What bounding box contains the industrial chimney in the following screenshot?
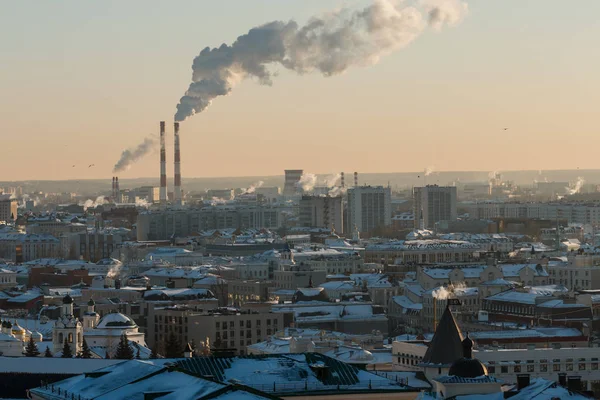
[173,122,182,205]
[111,177,116,200]
[340,172,345,188]
[159,121,167,205]
[354,172,358,187]
[115,177,120,203]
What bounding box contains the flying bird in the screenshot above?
[72,165,76,167]
[503,128,509,130]
[88,164,95,168]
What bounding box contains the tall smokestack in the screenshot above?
[112,177,116,200]
[173,122,182,205]
[340,172,345,188]
[159,121,167,205]
[354,172,358,187]
[115,177,120,203]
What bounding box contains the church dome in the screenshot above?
[63,294,73,304]
[449,358,488,378]
[11,323,25,334]
[96,313,136,329]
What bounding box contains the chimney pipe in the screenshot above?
[115,177,120,203]
[112,177,115,200]
[340,172,345,188]
[354,172,358,187]
[159,121,167,205]
[173,122,182,205]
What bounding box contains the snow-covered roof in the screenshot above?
[500,263,549,277]
[392,295,423,310]
[96,313,137,329]
[367,239,481,251]
[485,290,547,305]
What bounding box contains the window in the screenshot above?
[501,366,508,373]
[592,363,598,370]
[488,366,495,374]
[527,364,534,372]
[513,364,521,373]
[540,363,548,372]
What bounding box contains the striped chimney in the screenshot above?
[173,122,181,205]
[159,121,167,205]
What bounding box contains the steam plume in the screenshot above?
[296,173,318,192]
[566,177,585,195]
[243,180,265,194]
[424,166,435,176]
[174,0,468,121]
[113,137,157,173]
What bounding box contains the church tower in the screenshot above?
[53,294,83,356]
[82,298,100,330]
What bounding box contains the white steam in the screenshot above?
[243,180,265,194]
[424,166,435,176]
[174,0,468,121]
[296,173,318,192]
[323,173,341,188]
[113,137,157,173]
[83,196,108,210]
[567,177,585,195]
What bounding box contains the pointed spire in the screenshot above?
[422,306,464,366]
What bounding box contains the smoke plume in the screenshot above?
[323,173,342,188]
[424,166,435,176]
[567,177,585,195]
[83,196,108,210]
[174,0,468,121]
[113,137,157,173]
[243,180,265,194]
[296,173,318,192]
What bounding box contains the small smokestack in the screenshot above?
[340,172,345,188]
[115,177,120,203]
[173,122,182,205]
[354,172,358,187]
[159,121,167,205]
[112,177,116,200]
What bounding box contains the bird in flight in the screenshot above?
[72,165,76,167]
[88,164,95,168]
[503,128,509,130]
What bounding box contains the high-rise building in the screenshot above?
[299,195,343,232]
[0,194,17,222]
[346,186,391,234]
[283,169,303,196]
[413,185,457,229]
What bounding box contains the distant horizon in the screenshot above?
[0,167,597,183]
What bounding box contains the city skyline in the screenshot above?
[2,0,599,181]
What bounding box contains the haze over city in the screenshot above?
[1,0,599,181]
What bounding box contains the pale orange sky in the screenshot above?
[1,0,599,181]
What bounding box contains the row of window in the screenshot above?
[216,319,277,330]
[487,358,599,374]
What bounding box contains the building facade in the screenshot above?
[346,186,392,234]
[413,186,457,229]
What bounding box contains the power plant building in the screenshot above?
[283,169,303,195]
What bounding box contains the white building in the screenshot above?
[413,186,457,230]
[346,186,392,234]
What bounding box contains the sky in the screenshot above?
[1,0,599,181]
